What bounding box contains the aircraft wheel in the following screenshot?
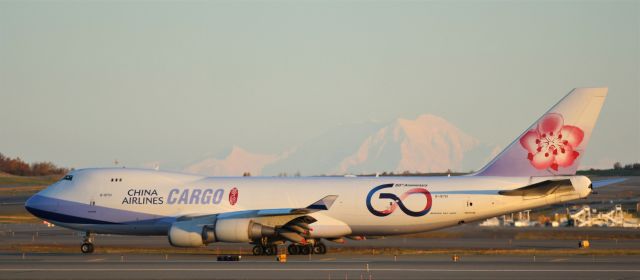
[300,245,311,255]
[314,243,327,255]
[264,245,274,256]
[252,245,264,256]
[80,243,94,254]
[287,244,299,255]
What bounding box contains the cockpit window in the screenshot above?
[63,175,73,181]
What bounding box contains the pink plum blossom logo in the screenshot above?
[519,113,584,171]
[229,187,238,206]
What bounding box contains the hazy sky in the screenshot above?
[1,1,638,171]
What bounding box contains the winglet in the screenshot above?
[306,195,338,210]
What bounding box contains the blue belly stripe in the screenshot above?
[25,206,119,224]
[25,195,174,225]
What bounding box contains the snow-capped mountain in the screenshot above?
[336,114,483,174]
[184,114,498,176]
[183,146,283,177]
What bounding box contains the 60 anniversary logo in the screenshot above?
[366,184,432,217]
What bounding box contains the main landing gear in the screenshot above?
[252,244,279,256]
[80,231,95,254]
[252,242,327,256]
[287,242,326,255]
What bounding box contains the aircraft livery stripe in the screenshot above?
[25,206,119,224]
[25,195,171,225]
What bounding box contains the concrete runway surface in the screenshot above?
[0,253,639,280]
[3,223,640,251]
[2,223,640,280]
[2,222,640,279]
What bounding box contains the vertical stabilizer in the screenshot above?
[475,88,607,177]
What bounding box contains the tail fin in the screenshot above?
[475,88,607,177]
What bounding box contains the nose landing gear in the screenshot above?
[80,243,94,254]
[80,232,95,254]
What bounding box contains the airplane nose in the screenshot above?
[24,195,38,216]
[24,191,63,223]
[24,193,52,220]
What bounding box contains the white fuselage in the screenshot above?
[26,168,592,239]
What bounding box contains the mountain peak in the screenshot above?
[338,114,481,174]
[184,114,496,176]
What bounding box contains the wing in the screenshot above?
[176,195,339,244]
[256,195,338,216]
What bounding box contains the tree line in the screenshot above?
[0,153,69,176]
[577,162,640,176]
[613,162,640,170]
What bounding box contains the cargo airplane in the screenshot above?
[25,88,623,255]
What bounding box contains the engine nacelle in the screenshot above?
[215,218,276,242]
[168,219,213,247]
[167,217,275,247]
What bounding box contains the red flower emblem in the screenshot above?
[519,113,584,171]
[229,187,238,206]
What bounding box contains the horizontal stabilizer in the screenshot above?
[499,179,574,196]
[591,178,627,189]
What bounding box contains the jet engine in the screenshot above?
[167,218,210,247]
[214,218,276,242]
[167,216,277,247]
